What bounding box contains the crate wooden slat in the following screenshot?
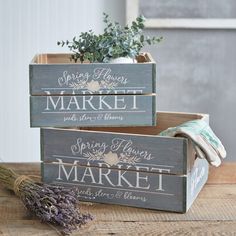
[29,53,156,95]
[30,94,156,127]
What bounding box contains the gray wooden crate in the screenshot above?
[41,112,209,213]
[29,53,156,127]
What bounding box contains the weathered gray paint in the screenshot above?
[140,0,236,18]
[30,94,156,127]
[42,157,208,213]
[186,158,209,211]
[41,128,190,175]
[29,63,156,95]
[143,29,236,161]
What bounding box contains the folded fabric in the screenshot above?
[159,119,226,167]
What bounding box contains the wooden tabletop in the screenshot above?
[0,163,236,235]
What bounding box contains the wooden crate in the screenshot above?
[29,53,156,127]
[41,111,209,213]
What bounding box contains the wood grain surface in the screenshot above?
[30,53,156,95]
[0,163,235,235]
[30,94,156,127]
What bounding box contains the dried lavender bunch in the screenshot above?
[0,165,94,235]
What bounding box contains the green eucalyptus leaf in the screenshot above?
[140,35,144,43]
[57,13,162,63]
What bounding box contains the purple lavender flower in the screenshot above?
[0,165,94,235]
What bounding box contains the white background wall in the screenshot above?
[0,0,125,162]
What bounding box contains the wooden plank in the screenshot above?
[1,220,236,235]
[198,184,236,199]
[0,220,58,236]
[32,53,154,64]
[29,53,156,95]
[208,163,236,184]
[30,94,156,127]
[41,127,188,175]
[0,185,236,221]
[70,221,236,235]
[186,158,209,211]
[0,163,40,175]
[42,162,186,213]
[64,221,236,235]
[1,180,234,200]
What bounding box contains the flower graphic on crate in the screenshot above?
[86,80,101,92]
[100,80,118,90]
[83,150,141,166]
[68,79,118,92]
[103,151,120,166]
[69,80,87,90]
[119,153,141,165]
[83,150,104,161]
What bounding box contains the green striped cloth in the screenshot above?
[159,120,226,167]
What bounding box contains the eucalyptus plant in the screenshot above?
[57,13,163,63]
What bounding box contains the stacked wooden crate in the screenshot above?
[30,53,156,127]
[29,53,208,213]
